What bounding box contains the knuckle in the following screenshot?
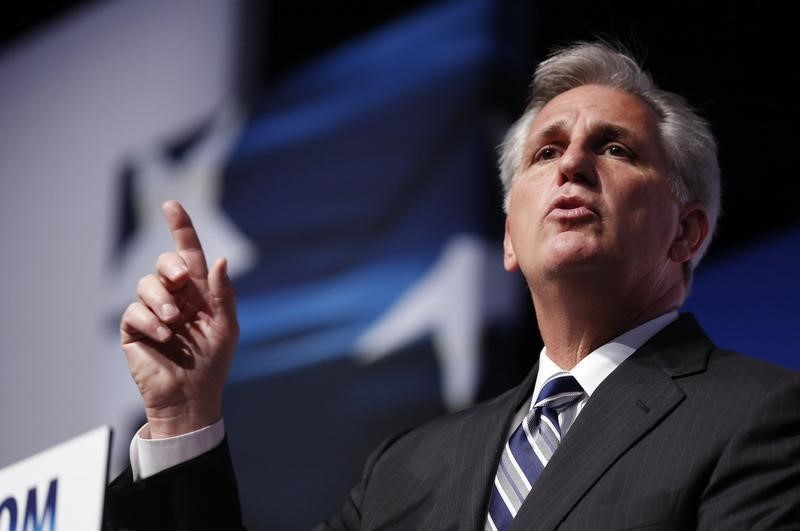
[133,304,150,322]
[137,275,151,292]
[156,252,172,266]
[121,302,147,337]
[138,274,159,293]
[121,302,139,323]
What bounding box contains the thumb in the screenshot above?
[208,257,238,323]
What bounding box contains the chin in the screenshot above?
[542,258,599,280]
[536,238,608,278]
[549,233,600,262]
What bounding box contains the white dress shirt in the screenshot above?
[131,311,678,480]
[510,310,678,438]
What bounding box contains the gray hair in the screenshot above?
[499,42,721,272]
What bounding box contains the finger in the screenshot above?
[137,274,181,323]
[120,302,172,344]
[208,257,238,326]
[162,200,208,277]
[156,251,189,290]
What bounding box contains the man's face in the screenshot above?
[504,84,683,287]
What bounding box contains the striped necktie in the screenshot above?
[485,374,585,531]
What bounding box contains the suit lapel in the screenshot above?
[511,314,713,530]
[451,360,541,530]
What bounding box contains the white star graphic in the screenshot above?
[353,235,519,411]
[108,102,257,314]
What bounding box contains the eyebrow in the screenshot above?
[591,122,638,146]
[531,120,642,149]
[531,120,570,146]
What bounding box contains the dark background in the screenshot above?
[5,0,798,260]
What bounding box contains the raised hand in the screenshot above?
[120,200,239,438]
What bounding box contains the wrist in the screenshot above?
[144,404,221,439]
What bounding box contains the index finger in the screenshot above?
[162,200,208,276]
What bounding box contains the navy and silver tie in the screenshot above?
[486,374,585,531]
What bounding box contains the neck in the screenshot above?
[531,275,684,370]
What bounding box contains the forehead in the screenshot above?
[529,84,662,141]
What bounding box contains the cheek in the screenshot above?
[613,190,677,248]
[508,190,542,239]
[506,186,551,257]
[510,175,550,215]
[606,180,660,223]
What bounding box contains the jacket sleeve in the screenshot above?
[313,430,411,531]
[698,375,800,529]
[104,437,245,531]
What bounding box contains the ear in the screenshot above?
[503,218,520,272]
[669,202,710,264]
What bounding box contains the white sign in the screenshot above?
[0,426,111,531]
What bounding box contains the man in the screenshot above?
[106,42,800,530]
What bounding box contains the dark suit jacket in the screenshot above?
[106,314,800,530]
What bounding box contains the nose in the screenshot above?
[557,143,598,188]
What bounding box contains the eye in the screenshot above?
[534,146,561,162]
[603,144,633,159]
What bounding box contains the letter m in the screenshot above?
[22,478,57,531]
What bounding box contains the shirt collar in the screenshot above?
[531,310,679,410]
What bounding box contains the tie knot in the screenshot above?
[534,374,584,411]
